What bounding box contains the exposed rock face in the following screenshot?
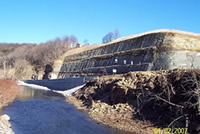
[59,29,200,78]
[42,64,53,80]
[67,69,200,134]
[0,114,14,134]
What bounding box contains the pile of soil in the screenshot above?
[66,69,200,134]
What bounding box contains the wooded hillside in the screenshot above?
[0,36,79,79]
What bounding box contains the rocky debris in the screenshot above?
[42,64,53,80]
[67,69,200,134]
[0,114,14,134]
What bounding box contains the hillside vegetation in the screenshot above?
[0,36,78,79]
[0,79,19,108]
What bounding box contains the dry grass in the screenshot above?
[0,79,19,108]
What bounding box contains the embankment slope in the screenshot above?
[58,29,200,77]
[67,69,200,134]
[0,79,19,134]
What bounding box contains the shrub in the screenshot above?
[0,79,19,108]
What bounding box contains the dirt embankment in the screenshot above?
[0,79,19,134]
[66,69,200,134]
[0,79,19,108]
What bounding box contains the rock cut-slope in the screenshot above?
[58,29,200,78]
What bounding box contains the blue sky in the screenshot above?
[0,0,199,44]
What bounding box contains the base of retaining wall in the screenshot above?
[25,77,96,91]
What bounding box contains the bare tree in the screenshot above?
[114,28,120,39]
[70,35,78,48]
[84,39,89,45]
[63,36,70,48]
[102,32,114,43]
[0,34,77,78]
[102,28,120,43]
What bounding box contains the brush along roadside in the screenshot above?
[0,79,19,134]
[0,79,19,108]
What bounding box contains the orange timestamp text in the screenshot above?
[154,128,188,134]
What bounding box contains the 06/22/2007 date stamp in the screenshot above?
[154,128,188,134]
